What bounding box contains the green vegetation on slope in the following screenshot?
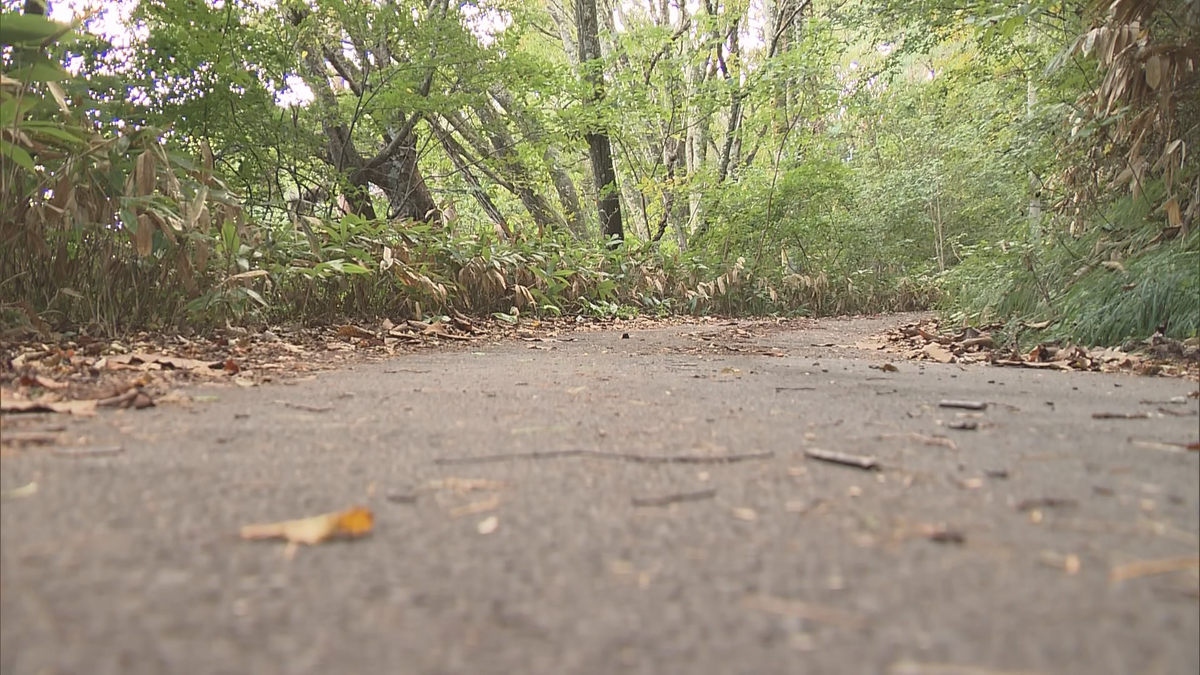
[1,0,1195,344]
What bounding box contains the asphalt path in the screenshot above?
[2,315,1198,675]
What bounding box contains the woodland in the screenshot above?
[1,0,1196,345]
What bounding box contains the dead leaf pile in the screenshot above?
[870,319,1199,377]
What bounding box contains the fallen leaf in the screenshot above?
[33,375,68,390]
[0,398,97,415]
[1039,552,1082,575]
[923,344,955,363]
[477,515,499,534]
[240,506,374,545]
[106,353,223,372]
[732,507,758,522]
[337,325,376,339]
[2,481,38,499]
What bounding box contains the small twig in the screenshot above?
[1092,411,1152,419]
[632,488,717,507]
[803,448,879,471]
[775,386,816,392]
[1156,407,1197,417]
[889,661,1051,675]
[1110,555,1199,583]
[434,449,774,466]
[52,446,124,458]
[883,432,959,450]
[276,400,334,413]
[742,594,866,630]
[95,389,139,408]
[1,431,61,445]
[939,400,988,410]
[1016,497,1078,512]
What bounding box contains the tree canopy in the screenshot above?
[1,0,1196,343]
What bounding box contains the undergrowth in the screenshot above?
[941,183,1200,347]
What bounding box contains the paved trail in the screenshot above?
[2,315,1198,675]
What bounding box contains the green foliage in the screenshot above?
[2,0,1193,345]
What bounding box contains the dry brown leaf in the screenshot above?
[923,344,955,363]
[0,397,97,415]
[240,506,374,545]
[337,325,376,339]
[732,507,758,522]
[33,375,68,390]
[105,353,222,372]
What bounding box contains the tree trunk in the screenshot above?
[576,0,623,245]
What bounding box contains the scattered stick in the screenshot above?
[742,594,866,630]
[958,336,994,349]
[434,449,774,466]
[1128,438,1193,453]
[52,446,124,458]
[1015,497,1078,512]
[1,431,61,445]
[94,386,137,408]
[804,448,879,471]
[632,488,717,507]
[1110,555,1199,583]
[881,432,958,451]
[939,400,987,410]
[1092,411,1151,419]
[775,386,816,392]
[1157,407,1197,417]
[276,400,334,413]
[889,661,1050,675]
[449,495,501,518]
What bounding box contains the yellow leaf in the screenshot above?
[135,150,156,197]
[1144,55,1162,90]
[1164,197,1181,228]
[134,214,155,257]
[240,506,374,545]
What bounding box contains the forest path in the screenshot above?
[2,313,1198,675]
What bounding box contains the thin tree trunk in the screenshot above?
[427,116,512,240]
[489,87,587,238]
[576,0,623,244]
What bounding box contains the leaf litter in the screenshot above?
[864,318,1200,377]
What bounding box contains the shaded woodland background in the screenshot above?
[1,0,1196,345]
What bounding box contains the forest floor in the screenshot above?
[1,313,1198,675]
